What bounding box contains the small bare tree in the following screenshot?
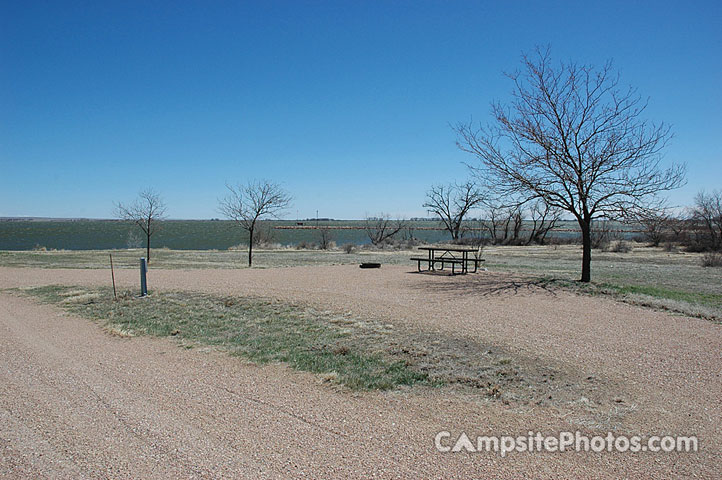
[590,219,616,250]
[526,199,561,245]
[482,198,559,246]
[423,182,485,241]
[115,189,167,263]
[635,208,673,247]
[364,214,405,246]
[318,226,333,250]
[690,190,722,251]
[479,196,524,245]
[479,200,505,244]
[456,47,685,281]
[219,181,291,266]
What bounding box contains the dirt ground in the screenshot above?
[1,265,720,478]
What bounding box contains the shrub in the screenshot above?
[343,243,355,254]
[595,240,610,252]
[611,240,633,253]
[663,242,678,253]
[701,252,722,267]
[318,227,334,250]
[591,220,622,250]
[252,222,277,247]
[296,241,316,250]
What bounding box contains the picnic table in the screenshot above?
[410,246,484,274]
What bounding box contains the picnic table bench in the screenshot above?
[410,246,485,274]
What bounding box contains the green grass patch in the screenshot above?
[16,284,626,415]
[22,285,428,391]
[598,284,722,308]
[537,278,722,322]
[601,283,722,306]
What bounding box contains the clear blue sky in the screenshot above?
[1,0,720,219]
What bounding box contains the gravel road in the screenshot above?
[1,265,719,478]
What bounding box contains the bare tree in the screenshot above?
[318,226,333,250]
[526,199,561,245]
[590,219,616,250]
[219,181,291,266]
[115,189,167,263]
[479,201,502,244]
[690,190,722,251]
[423,182,485,241]
[456,48,685,281]
[478,196,524,245]
[669,216,689,243]
[635,208,673,247]
[364,214,405,246]
[479,199,507,244]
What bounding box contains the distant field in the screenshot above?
[1,244,720,321]
[0,219,640,251]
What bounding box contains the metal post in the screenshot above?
[140,257,148,297]
[109,254,117,300]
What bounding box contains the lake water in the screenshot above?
[0,219,622,251]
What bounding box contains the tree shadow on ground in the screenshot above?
[406,270,561,297]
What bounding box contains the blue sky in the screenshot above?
[1,0,720,219]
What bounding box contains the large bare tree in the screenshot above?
[423,181,485,241]
[219,181,291,266]
[115,188,167,263]
[456,48,685,281]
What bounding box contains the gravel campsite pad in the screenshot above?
[1,264,720,478]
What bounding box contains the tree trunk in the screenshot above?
[146,233,151,263]
[580,218,592,282]
[248,227,254,267]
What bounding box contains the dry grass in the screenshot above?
[103,324,137,337]
[0,248,416,270]
[60,292,101,304]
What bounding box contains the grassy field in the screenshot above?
[20,285,427,391]
[18,284,614,416]
[484,244,722,321]
[18,284,584,402]
[0,247,414,269]
[2,243,720,320]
